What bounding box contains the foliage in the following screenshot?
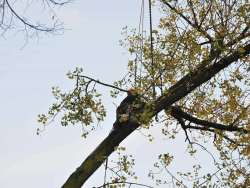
[38,67,106,137]
[37,0,250,187]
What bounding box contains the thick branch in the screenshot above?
[154,43,250,114]
[62,122,140,188]
[62,43,250,188]
[170,106,249,134]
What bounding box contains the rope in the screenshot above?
[148,0,155,100]
[103,157,108,187]
[102,1,155,185]
[139,0,145,88]
[135,0,145,88]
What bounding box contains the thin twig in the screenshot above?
[5,0,65,32]
[93,181,154,188]
[74,74,128,93]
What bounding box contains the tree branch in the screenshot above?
[170,106,249,134]
[46,0,70,6]
[62,43,250,188]
[154,43,250,114]
[93,181,154,188]
[2,0,66,33]
[74,74,128,93]
[161,0,213,42]
[62,121,140,188]
[171,110,191,143]
[180,124,247,147]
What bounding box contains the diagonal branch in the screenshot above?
[154,43,250,114]
[62,121,140,188]
[5,0,57,32]
[62,43,250,188]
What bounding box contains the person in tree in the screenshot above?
[112,88,141,130]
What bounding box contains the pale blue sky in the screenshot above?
[0,1,216,187]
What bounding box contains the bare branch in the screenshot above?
[46,0,70,6]
[74,74,128,93]
[5,0,55,32]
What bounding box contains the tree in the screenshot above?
[0,0,67,38]
[5,0,249,187]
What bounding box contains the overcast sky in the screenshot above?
[0,1,216,187]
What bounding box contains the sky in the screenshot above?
[0,1,217,188]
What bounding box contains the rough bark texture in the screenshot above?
[62,44,250,188]
[62,122,140,188]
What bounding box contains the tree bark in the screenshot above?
[62,43,250,188]
[62,122,139,188]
